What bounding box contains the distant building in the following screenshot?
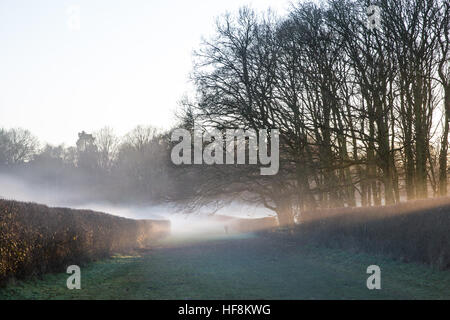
[76,131,96,152]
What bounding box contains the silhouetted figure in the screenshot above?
[224,225,229,234]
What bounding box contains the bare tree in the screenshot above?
[436,1,450,196]
[94,127,119,172]
[0,128,39,164]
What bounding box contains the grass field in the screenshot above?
[1,233,449,300]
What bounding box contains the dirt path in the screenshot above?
[1,234,450,299]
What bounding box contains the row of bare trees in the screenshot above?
[176,0,449,224]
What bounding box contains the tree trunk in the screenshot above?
[439,87,449,196]
[276,199,295,227]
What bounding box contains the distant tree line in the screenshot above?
[0,126,173,205]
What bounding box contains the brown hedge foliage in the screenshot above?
[294,197,450,270]
[230,217,278,233]
[0,199,170,285]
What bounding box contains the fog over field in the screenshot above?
[0,172,275,237]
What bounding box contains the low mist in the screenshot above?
[0,172,275,238]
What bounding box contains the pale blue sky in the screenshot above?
[0,0,293,146]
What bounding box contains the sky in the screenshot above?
[0,0,293,146]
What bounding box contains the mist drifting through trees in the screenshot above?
[0,0,448,227]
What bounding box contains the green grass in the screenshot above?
[1,234,449,300]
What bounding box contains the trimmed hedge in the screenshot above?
[0,199,170,285]
[231,217,278,233]
[294,197,450,270]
